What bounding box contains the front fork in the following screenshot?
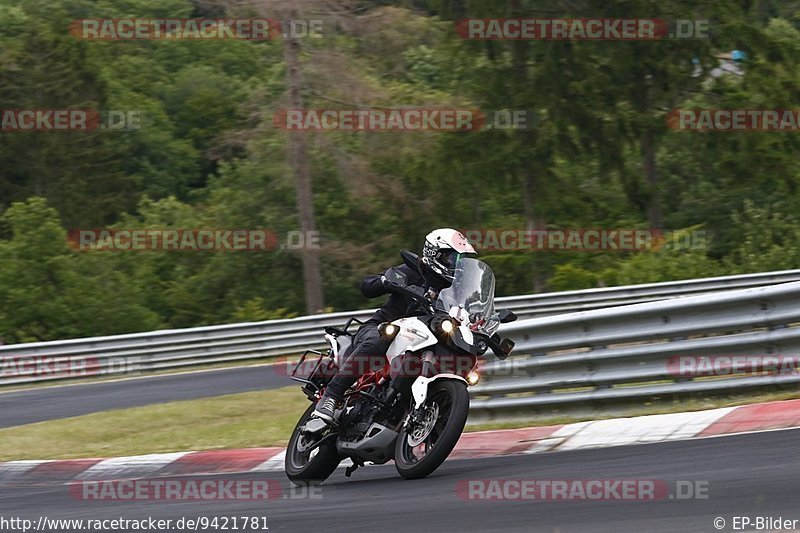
[392,350,474,427]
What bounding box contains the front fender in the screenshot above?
[411,374,468,409]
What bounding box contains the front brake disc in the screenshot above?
[407,402,440,447]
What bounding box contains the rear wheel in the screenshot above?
[285,405,341,486]
[394,380,469,480]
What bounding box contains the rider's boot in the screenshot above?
[302,390,342,434]
[312,392,339,423]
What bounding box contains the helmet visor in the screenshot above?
[436,249,476,275]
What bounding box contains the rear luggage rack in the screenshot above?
[324,317,365,337]
[291,349,336,393]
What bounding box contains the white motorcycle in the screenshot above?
[286,253,516,485]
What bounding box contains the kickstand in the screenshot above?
[345,460,364,478]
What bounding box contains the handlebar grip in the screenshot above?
[485,335,512,360]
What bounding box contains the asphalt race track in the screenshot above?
[0,365,293,428]
[1,429,797,533]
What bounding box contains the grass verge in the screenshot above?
[0,387,307,461]
[2,387,799,461]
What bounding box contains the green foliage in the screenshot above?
[724,201,800,272]
[550,264,598,292]
[0,198,161,342]
[231,298,297,322]
[602,250,722,287]
[1,1,800,342]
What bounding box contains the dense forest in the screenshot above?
[1,0,800,343]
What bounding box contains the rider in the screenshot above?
[311,228,477,423]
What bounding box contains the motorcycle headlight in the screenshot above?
[432,314,460,341]
[466,370,480,386]
[378,322,399,340]
[439,319,456,335]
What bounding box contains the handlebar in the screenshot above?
[387,279,514,359]
[386,280,435,313]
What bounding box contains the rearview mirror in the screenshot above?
[497,309,518,323]
[400,250,421,272]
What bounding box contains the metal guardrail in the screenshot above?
[1,269,800,388]
[470,279,800,421]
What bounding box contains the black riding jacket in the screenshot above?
[361,263,447,324]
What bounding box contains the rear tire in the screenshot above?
[394,380,469,480]
[285,405,341,486]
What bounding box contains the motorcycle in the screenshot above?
[285,252,517,485]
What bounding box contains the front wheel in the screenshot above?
[394,379,469,480]
[285,405,341,486]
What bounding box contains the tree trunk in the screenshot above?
[283,32,325,314]
[641,128,663,229]
[639,74,663,230]
[509,0,545,292]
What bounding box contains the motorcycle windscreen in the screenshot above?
[436,258,500,336]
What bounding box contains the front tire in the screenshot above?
[394,379,469,480]
[285,405,341,486]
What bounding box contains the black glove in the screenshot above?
[382,267,406,290]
